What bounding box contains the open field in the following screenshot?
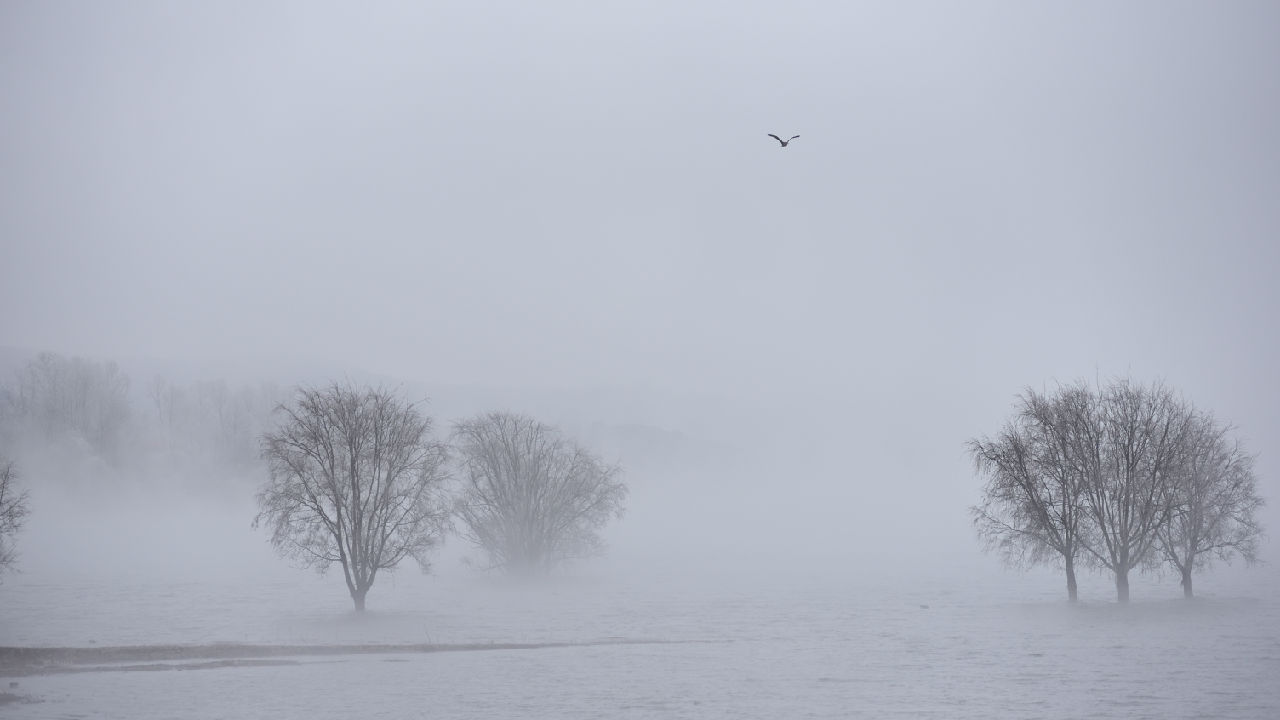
[2,564,1277,719]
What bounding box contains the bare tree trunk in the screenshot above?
[1114,569,1130,603]
[1065,556,1078,603]
[351,586,368,612]
[1181,567,1194,599]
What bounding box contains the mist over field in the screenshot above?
[2,1,1279,718]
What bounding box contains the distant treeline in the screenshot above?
[0,351,283,485]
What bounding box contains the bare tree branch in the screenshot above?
[0,459,30,578]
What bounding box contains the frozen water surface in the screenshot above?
[2,564,1277,719]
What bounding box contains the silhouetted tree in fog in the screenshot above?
[970,387,1091,602]
[973,378,1254,603]
[453,412,626,574]
[256,384,450,610]
[1156,411,1263,598]
[0,459,29,578]
[1078,380,1190,603]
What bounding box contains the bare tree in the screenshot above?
[1078,379,1192,602]
[0,459,30,578]
[970,387,1091,602]
[453,412,627,574]
[975,378,1266,603]
[255,384,450,610]
[1156,411,1264,598]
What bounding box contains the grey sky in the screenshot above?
[3,1,1278,547]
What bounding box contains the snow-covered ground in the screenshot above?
[2,560,1278,719]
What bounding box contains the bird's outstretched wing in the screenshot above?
[767,134,784,145]
[789,135,800,141]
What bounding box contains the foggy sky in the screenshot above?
[3,1,1279,550]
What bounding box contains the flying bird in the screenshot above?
[768,134,800,147]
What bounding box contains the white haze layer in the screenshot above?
[2,0,1279,718]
